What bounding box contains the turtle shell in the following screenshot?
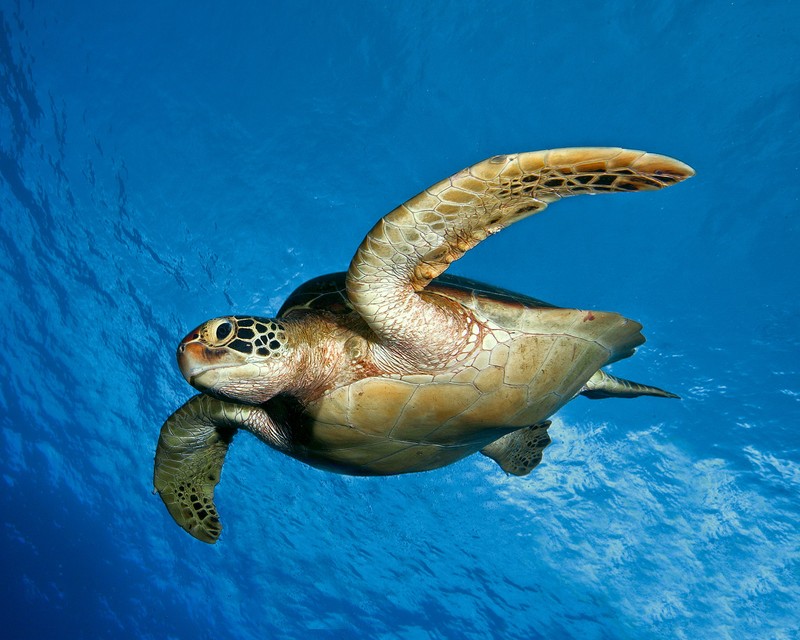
[271,272,644,476]
[277,271,558,318]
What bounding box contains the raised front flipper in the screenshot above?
[346,148,693,365]
[154,394,289,543]
[481,421,552,476]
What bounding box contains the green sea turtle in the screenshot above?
[155,147,693,543]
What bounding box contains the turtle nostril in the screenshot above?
[180,331,200,348]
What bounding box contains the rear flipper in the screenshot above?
[480,421,552,476]
[579,369,679,400]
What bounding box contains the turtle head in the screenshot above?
[177,316,293,404]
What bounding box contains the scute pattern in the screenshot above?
[229,316,286,357]
[302,317,633,468]
[278,271,559,319]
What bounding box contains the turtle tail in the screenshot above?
[579,369,679,400]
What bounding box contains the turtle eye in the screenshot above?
[215,321,233,341]
[207,318,235,345]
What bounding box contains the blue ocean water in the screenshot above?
[1,1,798,638]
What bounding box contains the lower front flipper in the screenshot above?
[154,394,245,543]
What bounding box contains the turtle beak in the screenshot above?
[176,326,246,391]
[176,326,222,383]
[177,331,207,384]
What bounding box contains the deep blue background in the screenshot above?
[1,1,798,638]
